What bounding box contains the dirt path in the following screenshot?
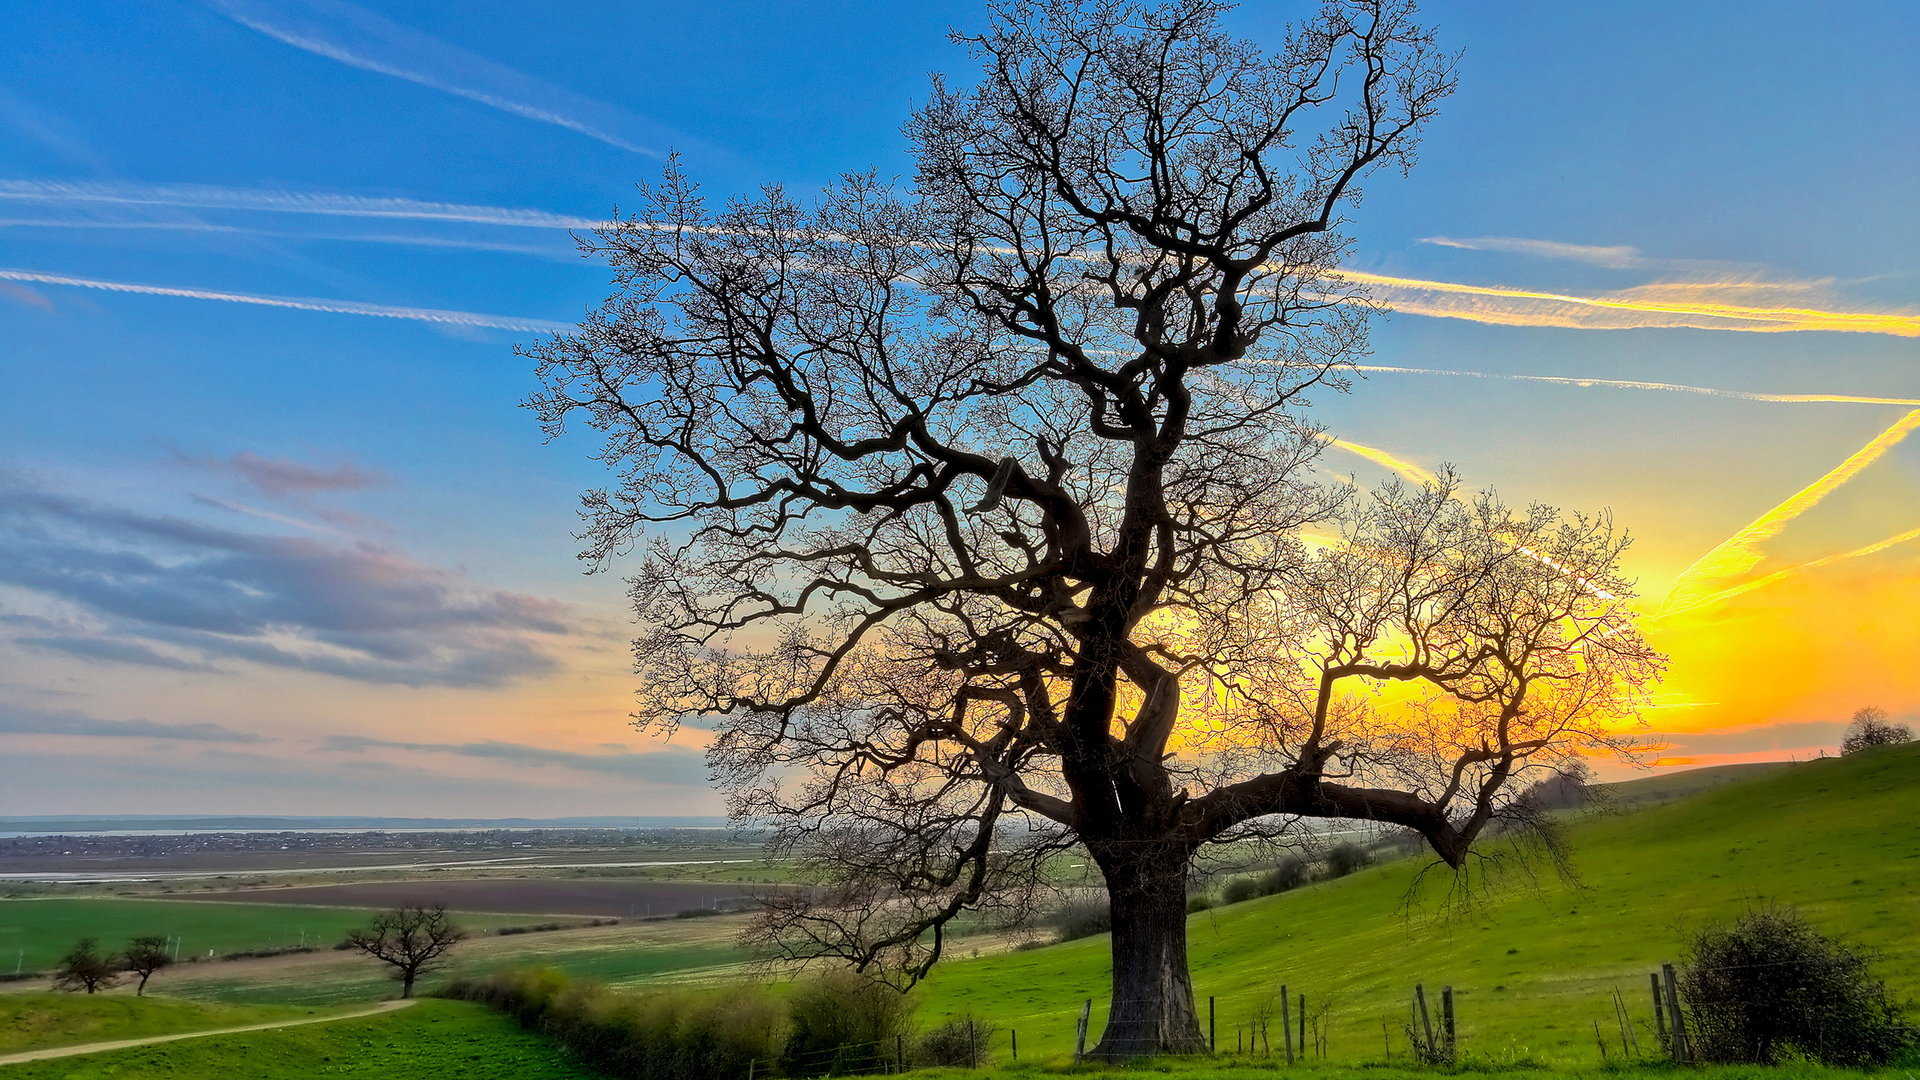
[0,998,417,1066]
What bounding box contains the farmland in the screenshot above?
[183,877,776,918]
[0,898,551,974]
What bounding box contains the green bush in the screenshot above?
[783,969,916,1077]
[917,1015,996,1067]
[1681,907,1916,1066]
[1221,857,1310,904]
[1050,899,1111,942]
[445,967,785,1080]
[1323,841,1372,879]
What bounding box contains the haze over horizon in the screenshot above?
[3,0,1915,817]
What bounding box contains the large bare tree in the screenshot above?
[529,0,1662,1056]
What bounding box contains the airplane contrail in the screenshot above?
[205,0,666,156]
[9,178,1917,338]
[0,180,606,229]
[0,268,568,333]
[1325,438,1439,486]
[1664,407,1920,611]
[1659,522,1920,620]
[1338,268,1920,337]
[1352,364,1920,407]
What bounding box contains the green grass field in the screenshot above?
[0,993,331,1055]
[0,999,601,1078]
[0,899,539,975]
[913,744,1920,1065]
[144,917,753,1006]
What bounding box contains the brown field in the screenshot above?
[180,877,786,917]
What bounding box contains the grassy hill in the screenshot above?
[0,993,329,1056]
[914,744,1920,1065]
[0,999,599,1079]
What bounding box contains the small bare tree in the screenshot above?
[529,0,1662,1056]
[1840,707,1911,755]
[51,938,120,995]
[345,904,464,999]
[123,935,172,995]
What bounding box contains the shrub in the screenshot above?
[446,967,786,1080]
[1051,898,1111,942]
[917,1015,997,1067]
[1186,892,1216,913]
[1323,841,1372,879]
[1681,907,1916,1066]
[1222,857,1311,904]
[784,969,915,1076]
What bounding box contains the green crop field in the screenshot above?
[913,744,1920,1065]
[0,999,601,1079]
[0,993,331,1055]
[144,915,753,1006]
[0,899,539,975]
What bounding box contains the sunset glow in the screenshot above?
[2,0,1913,814]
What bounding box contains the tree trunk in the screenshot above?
[401,970,415,999]
[1090,852,1207,1057]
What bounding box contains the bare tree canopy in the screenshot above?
[1841,707,1911,756]
[51,938,120,995]
[345,904,465,999]
[529,0,1663,1056]
[123,935,172,996]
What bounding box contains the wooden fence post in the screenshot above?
[1415,984,1435,1061]
[1651,972,1668,1054]
[1010,1028,1017,1062]
[967,1018,978,1069]
[1209,996,1216,1052]
[1663,963,1691,1062]
[1442,985,1456,1060]
[1298,994,1307,1059]
[897,1034,905,1072]
[1075,998,1092,1062]
[1281,985,1294,1065]
[1595,1019,1609,1063]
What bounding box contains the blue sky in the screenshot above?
[1,0,1915,815]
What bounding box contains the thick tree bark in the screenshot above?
[401,970,416,999]
[1090,850,1208,1057]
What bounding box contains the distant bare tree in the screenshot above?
[345,904,465,998]
[530,0,1662,1056]
[1840,707,1911,755]
[51,938,120,995]
[123,935,172,995]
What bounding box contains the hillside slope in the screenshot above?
[917,744,1920,1064]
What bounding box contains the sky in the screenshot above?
[1,0,1915,816]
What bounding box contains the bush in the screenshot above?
[1051,899,1111,942]
[1222,857,1310,904]
[783,969,916,1077]
[1185,892,1216,913]
[1323,841,1372,879]
[446,967,785,1080]
[917,1015,997,1067]
[1681,907,1916,1066]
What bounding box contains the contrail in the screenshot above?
[1325,438,1438,486]
[0,267,567,333]
[0,179,605,229]
[9,176,1916,338]
[1338,268,1920,337]
[1351,364,1920,407]
[205,0,664,156]
[1664,407,1920,611]
[1660,522,1920,620]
